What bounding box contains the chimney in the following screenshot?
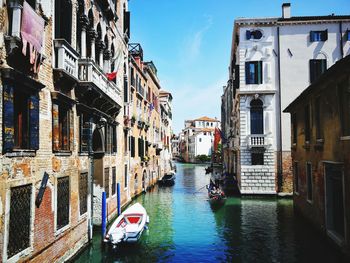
[282,3,291,19]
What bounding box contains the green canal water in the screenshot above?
[74,163,345,262]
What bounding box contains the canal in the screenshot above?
[74,163,345,263]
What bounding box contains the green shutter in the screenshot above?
[257,61,263,84]
[3,83,14,152]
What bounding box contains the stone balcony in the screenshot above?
[53,39,79,86]
[247,134,269,149]
[78,58,122,107]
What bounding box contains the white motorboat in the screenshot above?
[104,203,149,246]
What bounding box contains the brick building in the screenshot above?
[0,0,132,261]
[284,55,350,257]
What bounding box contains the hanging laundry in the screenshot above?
[106,71,117,81]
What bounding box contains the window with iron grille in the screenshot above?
[251,152,264,165]
[52,103,71,152]
[7,184,32,258]
[104,167,110,198]
[57,176,70,230]
[112,167,116,195]
[79,172,88,215]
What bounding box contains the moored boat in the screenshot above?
[104,203,149,247]
[160,171,176,186]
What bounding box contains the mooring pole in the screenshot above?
[117,183,121,215]
[101,191,107,240]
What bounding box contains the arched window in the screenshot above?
[111,43,115,72]
[86,9,94,58]
[250,99,263,134]
[96,23,102,64]
[55,0,72,43]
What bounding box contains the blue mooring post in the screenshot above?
[117,183,121,216]
[102,191,107,239]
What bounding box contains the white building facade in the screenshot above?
[225,3,350,194]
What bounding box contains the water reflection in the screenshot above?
[74,163,346,263]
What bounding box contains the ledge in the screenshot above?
[54,151,72,156]
[4,149,36,157]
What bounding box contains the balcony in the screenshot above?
[53,39,79,86]
[247,134,268,149]
[78,58,122,107]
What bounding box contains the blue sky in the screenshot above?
[128,0,350,134]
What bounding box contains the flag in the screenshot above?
[214,127,221,152]
[106,71,117,81]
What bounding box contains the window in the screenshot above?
[199,138,202,142]
[55,0,72,43]
[347,30,350,41]
[292,113,297,144]
[304,104,311,142]
[315,97,323,139]
[338,80,350,136]
[57,176,70,230]
[124,164,128,188]
[325,164,345,240]
[251,152,264,165]
[310,30,328,42]
[112,167,116,196]
[104,168,110,198]
[130,136,135,157]
[105,125,116,154]
[124,131,128,154]
[293,162,299,193]
[250,99,263,134]
[138,138,144,158]
[7,184,32,258]
[246,29,263,40]
[3,83,39,152]
[245,61,263,84]
[79,172,88,215]
[306,163,313,201]
[310,59,327,83]
[53,103,72,152]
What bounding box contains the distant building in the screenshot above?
[222,2,350,194]
[284,55,350,257]
[180,116,220,163]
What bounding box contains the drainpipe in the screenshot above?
[276,26,283,193]
[339,22,344,58]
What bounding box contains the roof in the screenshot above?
[193,116,219,122]
[278,15,350,22]
[284,55,350,112]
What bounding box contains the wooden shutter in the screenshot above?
[29,94,39,150]
[69,109,74,152]
[124,11,130,40]
[52,103,60,151]
[310,31,315,42]
[80,114,90,152]
[138,138,141,157]
[131,136,135,157]
[322,30,328,41]
[257,61,263,84]
[112,125,117,153]
[3,83,14,152]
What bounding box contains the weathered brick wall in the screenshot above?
[281,151,293,193]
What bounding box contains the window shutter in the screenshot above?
[69,110,74,152]
[257,61,262,84]
[323,30,328,41]
[29,94,39,150]
[131,136,135,157]
[3,83,14,152]
[80,114,90,152]
[112,125,117,153]
[52,104,60,151]
[246,30,251,40]
[310,31,314,42]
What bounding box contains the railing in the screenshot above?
[54,39,79,79]
[247,134,267,148]
[78,58,122,105]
